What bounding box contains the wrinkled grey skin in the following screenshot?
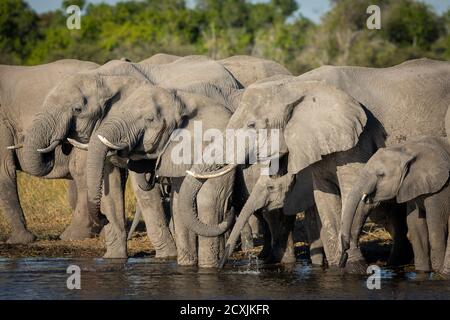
[220,165,323,267]
[218,55,292,87]
[181,59,450,271]
[341,136,450,275]
[139,53,181,65]
[84,56,292,266]
[0,59,108,243]
[27,56,239,259]
[87,85,236,266]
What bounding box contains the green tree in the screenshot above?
[0,0,40,64]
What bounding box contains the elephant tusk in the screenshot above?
[7,144,23,150]
[37,140,60,153]
[186,164,236,179]
[98,135,127,150]
[361,193,369,203]
[67,138,89,150]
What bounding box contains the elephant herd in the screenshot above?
[1,54,450,276]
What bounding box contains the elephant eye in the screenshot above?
[145,115,155,123]
[72,105,83,114]
[376,171,385,178]
[247,120,256,128]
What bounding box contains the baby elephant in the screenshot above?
[340,136,450,275]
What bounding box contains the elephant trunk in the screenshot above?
[22,111,70,176]
[219,192,262,268]
[86,135,110,227]
[86,116,140,226]
[177,164,235,237]
[339,172,378,267]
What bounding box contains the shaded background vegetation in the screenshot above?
[1,0,450,74]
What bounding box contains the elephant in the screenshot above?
[179,58,450,271]
[139,53,181,65]
[220,164,324,268]
[25,55,242,258]
[218,55,292,87]
[0,59,116,244]
[85,84,236,266]
[340,136,450,275]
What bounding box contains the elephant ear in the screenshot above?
[284,167,315,215]
[97,75,143,107]
[396,138,450,203]
[283,81,367,174]
[156,92,232,177]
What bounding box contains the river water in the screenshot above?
[0,257,448,299]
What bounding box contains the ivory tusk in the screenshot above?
[67,138,89,150]
[37,140,60,153]
[186,164,236,179]
[361,193,368,203]
[98,135,127,150]
[7,144,23,150]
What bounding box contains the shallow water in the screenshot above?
[0,257,449,300]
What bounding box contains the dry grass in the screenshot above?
[0,173,393,260]
[0,173,149,257]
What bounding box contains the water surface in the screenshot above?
[0,257,448,299]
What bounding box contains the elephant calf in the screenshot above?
[341,136,450,275]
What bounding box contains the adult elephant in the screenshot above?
[29,56,241,259]
[139,53,181,65]
[218,55,292,87]
[179,59,450,270]
[85,85,235,266]
[0,59,108,243]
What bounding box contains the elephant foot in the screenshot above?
[177,250,198,266]
[7,229,36,244]
[280,252,296,264]
[60,224,94,241]
[155,246,178,259]
[103,248,128,259]
[343,259,368,274]
[241,239,254,251]
[103,224,127,258]
[439,268,450,279]
[414,262,432,273]
[310,252,325,266]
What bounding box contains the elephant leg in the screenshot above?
[304,205,325,266]
[240,222,254,251]
[0,123,34,244]
[406,203,430,272]
[67,180,77,211]
[171,178,197,266]
[263,210,296,264]
[61,150,97,240]
[256,211,272,260]
[248,214,261,238]
[424,194,448,271]
[312,173,342,266]
[383,202,414,267]
[130,175,177,259]
[197,173,234,268]
[101,163,127,258]
[442,216,450,275]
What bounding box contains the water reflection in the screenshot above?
[0,258,448,300]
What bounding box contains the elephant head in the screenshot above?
[86,84,233,227]
[339,136,450,266]
[178,77,368,237]
[21,60,147,177]
[218,172,295,267]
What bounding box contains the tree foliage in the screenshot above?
[1,0,449,73]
